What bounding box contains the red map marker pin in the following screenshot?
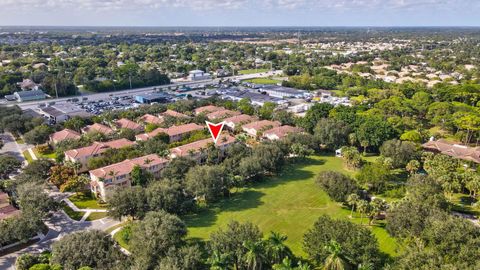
[206,121,225,144]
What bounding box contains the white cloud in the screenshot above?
[0,0,477,12]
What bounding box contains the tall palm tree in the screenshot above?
[346,194,359,218]
[323,240,350,270]
[272,257,293,270]
[243,240,266,270]
[266,231,291,264]
[356,200,369,225]
[208,250,230,270]
[107,170,118,184]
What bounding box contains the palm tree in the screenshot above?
[208,250,230,270]
[323,240,350,270]
[266,231,291,264]
[346,194,359,218]
[243,240,266,270]
[356,200,369,225]
[108,170,118,184]
[272,257,293,270]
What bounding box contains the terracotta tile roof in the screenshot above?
[138,114,163,125]
[224,114,257,125]
[65,138,134,159]
[50,128,81,143]
[116,118,144,131]
[170,134,236,157]
[136,123,204,141]
[82,123,114,135]
[194,105,224,115]
[161,109,190,119]
[89,154,169,179]
[263,125,303,139]
[0,192,20,220]
[242,120,281,132]
[422,139,480,163]
[207,109,241,120]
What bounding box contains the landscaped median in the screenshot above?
[61,192,108,221]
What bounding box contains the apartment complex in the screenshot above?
[136,123,204,142]
[170,134,236,163]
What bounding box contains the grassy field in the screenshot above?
[33,147,57,160]
[243,78,280,85]
[61,203,84,221]
[69,192,107,209]
[86,212,108,221]
[183,155,400,257]
[22,150,33,164]
[238,68,269,75]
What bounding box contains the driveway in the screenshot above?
[0,211,121,270]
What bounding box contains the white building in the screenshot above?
[188,70,211,81]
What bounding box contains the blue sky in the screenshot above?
[0,0,478,26]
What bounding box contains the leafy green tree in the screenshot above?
[238,98,255,115]
[146,179,192,214]
[130,211,187,270]
[314,118,351,150]
[259,102,277,120]
[380,139,419,168]
[300,103,334,133]
[185,165,226,204]
[51,230,126,270]
[356,163,390,193]
[131,165,153,187]
[315,171,358,202]
[0,154,21,178]
[161,157,196,181]
[303,215,382,269]
[209,221,263,270]
[23,125,54,145]
[323,240,350,270]
[107,186,148,220]
[354,116,396,153]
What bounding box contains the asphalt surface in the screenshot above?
[4,71,282,110]
[0,133,29,163]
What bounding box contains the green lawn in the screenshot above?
[450,193,479,217]
[114,224,132,250]
[33,147,57,159]
[61,202,84,221]
[86,212,108,221]
[15,138,25,144]
[238,68,269,75]
[243,78,280,85]
[69,192,107,209]
[22,150,33,164]
[183,155,400,258]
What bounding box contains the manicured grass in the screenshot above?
[243,78,280,85]
[15,138,25,144]
[22,150,33,164]
[69,192,107,209]
[450,193,479,217]
[33,147,57,159]
[86,212,108,221]
[61,202,84,221]
[183,155,400,258]
[114,224,132,250]
[238,68,269,75]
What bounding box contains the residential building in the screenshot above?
[136,123,204,142]
[188,70,211,81]
[81,123,114,135]
[89,154,169,200]
[138,114,163,125]
[206,109,241,120]
[115,118,144,133]
[194,105,224,115]
[64,138,135,173]
[161,109,190,119]
[263,125,303,140]
[223,114,258,131]
[170,134,236,163]
[422,139,480,164]
[242,120,281,137]
[49,129,81,144]
[221,89,288,106]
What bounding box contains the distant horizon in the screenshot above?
[2,25,480,29]
[1,0,479,27]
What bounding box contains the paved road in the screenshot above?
[5,71,282,110]
[0,133,29,163]
[0,212,121,270]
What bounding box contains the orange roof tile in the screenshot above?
[242,120,281,132]
[138,114,163,125]
[82,123,114,135]
[207,109,241,120]
[194,105,224,115]
[170,134,235,157]
[65,138,134,159]
[50,128,81,142]
[89,154,169,179]
[161,109,190,119]
[263,125,303,139]
[116,118,144,131]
